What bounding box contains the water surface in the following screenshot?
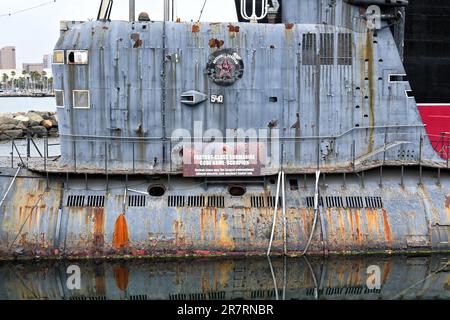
[0,97,56,113]
[0,255,449,300]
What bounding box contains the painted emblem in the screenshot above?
[207,49,244,86]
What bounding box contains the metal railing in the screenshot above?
[4,125,448,175]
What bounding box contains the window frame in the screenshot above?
[53,50,65,65]
[67,50,89,65]
[55,89,65,108]
[73,90,91,109]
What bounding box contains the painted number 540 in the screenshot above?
[211,94,224,104]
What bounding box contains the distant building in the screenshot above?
[23,63,44,74]
[0,46,16,69]
[43,54,53,68]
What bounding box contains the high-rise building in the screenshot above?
[43,54,53,68]
[23,63,44,74]
[0,46,16,69]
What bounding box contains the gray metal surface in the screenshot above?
[51,0,445,174]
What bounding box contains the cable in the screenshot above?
[0,0,57,18]
[197,0,208,22]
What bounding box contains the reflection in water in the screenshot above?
[0,255,449,300]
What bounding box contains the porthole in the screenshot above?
[148,184,166,197]
[228,185,246,197]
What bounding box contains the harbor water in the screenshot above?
[0,97,56,113]
[0,255,449,300]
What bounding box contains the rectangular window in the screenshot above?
[302,33,317,66]
[320,33,334,65]
[73,90,90,109]
[55,90,64,108]
[389,74,407,82]
[338,33,353,65]
[53,50,65,64]
[67,50,89,65]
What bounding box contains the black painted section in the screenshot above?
[234,0,282,23]
[404,0,450,103]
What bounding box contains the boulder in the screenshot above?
[26,112,44,127]
[2,130,23,139]
[0,123,17,131]
[30,126,48,138]
[49,115,58,127]
[14,115,30,126]
[48,128,59,137]
[0,116,20,126]
[41,119,53,129]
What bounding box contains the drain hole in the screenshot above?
[148,185,166,197]
[228,185,246,197]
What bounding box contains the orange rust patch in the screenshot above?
[192,24,200,33]
[94,208,105,247]
[382,260,392,284]
[228,24,240,32]
[113,264,130,291]
[112,213,129,249]
[354,210,362,242]
[382,209,393,243]
[285,23,295,30]
[209,38,224,49]
[365,209,380,240]
[445,195,450,208]
[348,210,355,241]
[327,209,334,237]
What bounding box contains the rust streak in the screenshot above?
[112,213,129,249]
[285,23,295,30]
[354,210,362,242]
[113,264,130,291]
[382,209,393,243]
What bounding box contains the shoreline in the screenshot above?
[1,249,449,263]
[0,93,55,98]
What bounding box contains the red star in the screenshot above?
[217,59,233,78]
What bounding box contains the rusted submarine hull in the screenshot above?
[0,166,449,259]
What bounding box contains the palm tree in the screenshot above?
[22,70,29,91]
[11,71,16,91]
[2,73,8,90]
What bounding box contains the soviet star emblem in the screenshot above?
[207,49,244,86]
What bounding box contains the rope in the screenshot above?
[390,260,450,300]
[8,193,46,250]
[301,170,321,256]
[197,0,208,22]
[0,1,56,18]
[0,166,21,208]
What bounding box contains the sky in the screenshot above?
[0,0,238,67]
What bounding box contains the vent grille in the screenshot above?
[365,196,383,208]
[87,195,105,207]
[345,196,364,208]
[302,33,317,65]
[69,296,107,301]
[168,195,185,207]
[208,291,226,300]
[338,33,353,65]
[187,196,205,207]
[306,286,381,296]
[325,196,345,208]
[128,295,148,300]
[306,196,324,208]
[168,195,224,208]
[320,33,334,65]
[267,196,282,208]
[66,195,85,207]
[251,196,265,208]
[128,195,147,207]
[169,294,187,300]
[207,196,225,208]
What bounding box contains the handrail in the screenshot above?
[58,124,426,142]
